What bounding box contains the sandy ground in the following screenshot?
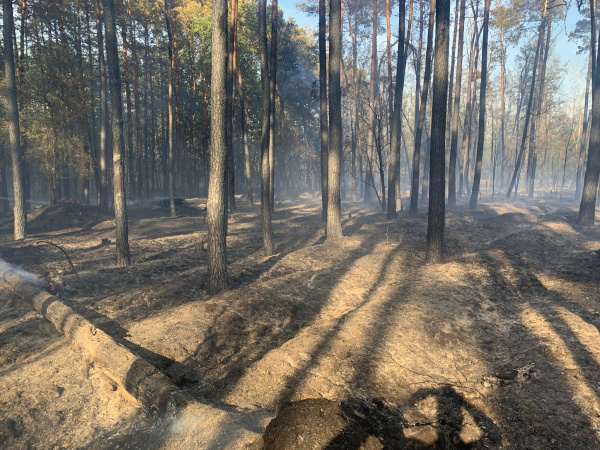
[0,193,599,449]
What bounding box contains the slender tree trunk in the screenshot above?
[448,0,466,206]
[259,0,274,255]
[269,0,278,212]
[446,0,459,148]
[527,14,551,198]
[327,0,343,239]
[576,54,592,201]
[121,21,135,201]
[207,0,228,293]
[499,28,506,192]
[410,0,435,213]
[387,0,407,219]
[579,0,600,225]
[426,0,450,263]
[319,0,328,218]
[227,0,237,212]
[233,0,251,205]
[506,6,548,199]
[364,0,378,204]
[95,0,109,213]
[3,0,26,240]
[131,22,143,201]
[469,0,490,209]
[103,0,130,266]
[165,0,176,217]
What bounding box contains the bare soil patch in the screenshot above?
[1,195,599,449]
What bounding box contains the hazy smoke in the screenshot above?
[0,258,43,287]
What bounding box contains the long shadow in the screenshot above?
[469,234,600,447]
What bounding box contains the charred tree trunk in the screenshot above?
[447,0,466,206]
[469,0,491,209]
[269,0,278,212]
[410,0,435,213]
[426,0,450,263]
[95,0,109,213]
[387,0,407,219]
[259,0,274,255]
[103,0,130,266]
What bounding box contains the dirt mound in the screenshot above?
[24,203,108,234]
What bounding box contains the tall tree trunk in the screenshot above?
[498,27,507,192]
[3,0,26,240]
[121,21,135,202]
[526,13,551,198]
[131,22,143,201]
[259,0,274,255]
[446,0,459,148]
[103,0,130,266]
[95,0,109,213]
[349,12,357,201]
[364,0,378,204]
[233,0,251,205]
[165,0,176,217]
[576,53,593,201]
[579,0,600,225]
[327,0,343,239]
[387,0,407,219]
[426,0,450,263]
[410,0,435,213]
[319,0,328,218]
[469,0,490,209]
[269,0,278,212]
[448,0,465,206]
[227,0,237,212]
[207,0,228,293]
[506,5,548,199]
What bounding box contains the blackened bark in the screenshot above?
[387,0,407,219]
[410,0,435,213]
[579,0,600,225]
[259,0,274,255]
[469,0,491,209]
[426,0,450,263]
[103,0,130,266]
[448,0,465,206]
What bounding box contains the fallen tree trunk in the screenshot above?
[2,271,191,416]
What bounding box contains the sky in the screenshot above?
[276,0,588,96]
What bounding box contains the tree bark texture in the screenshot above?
[327,0,343,240]
[103,0,131,267]
[469,0,491,209]
[426,0,450,263]
[387,0,407,219]
[410,0,435,213]
[207,0,229,293]
[259,0,274,255]
[448,0,466,206]
[319,0,328,219]
[3,0,26,240]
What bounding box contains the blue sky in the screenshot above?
[277,0,587,96]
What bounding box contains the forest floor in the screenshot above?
[0,193,599,449]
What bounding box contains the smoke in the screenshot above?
[0,258,44,287]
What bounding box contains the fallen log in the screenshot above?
[1,271,191,417]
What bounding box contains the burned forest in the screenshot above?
[1,0,600,448]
